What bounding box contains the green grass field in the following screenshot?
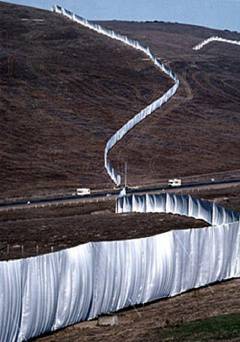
[154,313,240,341]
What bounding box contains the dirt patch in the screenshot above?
[0,199,207,260]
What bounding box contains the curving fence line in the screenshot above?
[193,36,240,51]
[0,193,239,341]
[52,5,179,185]
[1,7,240,342]
[116,192,240,225]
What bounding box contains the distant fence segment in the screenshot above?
[52,5,180,185]
[0,192,239,341]
[193,36,240,50]
[116,192,240,225]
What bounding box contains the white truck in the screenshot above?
[76,188,91,196]
[168,179,182,187]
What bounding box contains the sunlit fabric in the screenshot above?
[0,193,239,341]
[193,36,240,50]
[116,193,240,225]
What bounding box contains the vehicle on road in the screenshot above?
[168,179,182,187]
[76,188,91,196]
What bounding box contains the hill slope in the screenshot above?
[102,20,240,185]
[0,2,171,199]
[1,2,240,199]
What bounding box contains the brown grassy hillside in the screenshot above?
[0,2,171,199]
[103,21,240,185]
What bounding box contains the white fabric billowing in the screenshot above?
[116,192,240,225]
[0,260,22,342]
[193,36,240,51]
[0,193,239,341]
[52,5,179,185]
[1,7,240,341]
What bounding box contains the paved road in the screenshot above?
[1,178,240,211]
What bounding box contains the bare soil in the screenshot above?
[1,185,239,262]
[0,199,207,261]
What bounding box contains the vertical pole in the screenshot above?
[124,161,128,188]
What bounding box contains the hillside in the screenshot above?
[103,21,240,185]
[1,2,240,341]
[0,2,171,199]
[1,3,240,199]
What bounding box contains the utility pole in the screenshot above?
[124,161,128,188]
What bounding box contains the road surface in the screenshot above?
[1,178,240,211]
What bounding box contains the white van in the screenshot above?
[168,179,182,187]
[76,188,91,196]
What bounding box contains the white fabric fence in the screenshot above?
[1,192,239,341]
[116,192,240,225]
[52,5,179,185]
[193,36,240,51]
[1,7,239,342]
